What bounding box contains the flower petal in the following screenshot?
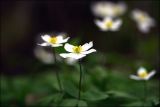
[81,49,96,55]
[138,23,150,33]
[60,53,86,59]
[130,75,142,80]
[37,42,50,46]
[145,70,156,80]
[82,41,93,51]
[111,19,122,31]
[58,37,70,44]
[104,17,112,22]
[50,44,63,47]
[41,35,50,42]
[64,43,75,52]
[95,20,108,31]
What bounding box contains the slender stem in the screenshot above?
[53,48,63,92]
[143,80,147,107]
[78,59,83,100]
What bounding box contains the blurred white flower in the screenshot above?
[91,1,127,18]
[34,47,62,64]
[65,58,78,65]
[60,41,96,59]
[130,67,156,81]
[131,9,155,33]
[38,34,70,47]
[95,17,122,31]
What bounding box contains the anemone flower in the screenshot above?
[130,67,156,81]
[38,34,70,47]
[91,1,127,18]
[60,41,96,59]
[131,9,155,33]
[95,17,122,31]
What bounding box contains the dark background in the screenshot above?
[1,0,159,75]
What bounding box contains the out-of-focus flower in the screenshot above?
[130,67,156,81]
[60,41,96,59]
[34,47,61,64]
[91,1,127,18]
[131,9,155,33]
[95,17,122,31]
[38,34,70,47]
[65,58,78,65]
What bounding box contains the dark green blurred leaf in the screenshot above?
[60,99,78,107]
[63,80,78,98]
[60,99,87,107]
[82,88,109,101]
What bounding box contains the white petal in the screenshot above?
[60,53,86,59]
[130,75,142,80]
[81,49,96,55]
[56,35,63,41]
[50,44,63,47]
[37,42,50,46]
[34,47,54,64]
[41,35,50,42]
[91,2,115,17]
[82,41,93,51]
[58,37,70,44]
[95,20,108,31]
[104,17,112,22]
[64,43,75,52]
[145,70,156,80]
[111,19,122,31]
[138,23,150,33]
[65,58,78,65]
[116,2,127,15]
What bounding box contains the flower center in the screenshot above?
[138,14,146,22]
[73,45,82,53]
[106,21,113,28]
[49,37,57,44]
[138,71,148,78]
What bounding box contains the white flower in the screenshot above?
[34,47,62,64]
[130,67,156,81]
[65,58,78,65]
[91,1,127,18]
[38,34,70,47]
[60,41,96,59]
[95,17,122,31]
[131,9,155,33]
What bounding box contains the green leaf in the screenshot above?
[77,100,88,107]
[107,90,135,99]
[60,99,78,107]
[36,95,55,105]
[52,93,64,103]
[63,80,78,98]
[123,102,143,107]
[60,99,87,107]
[82,88,109,101]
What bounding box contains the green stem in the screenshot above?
[143,80,147,107]
[78,59,83,100]
[53,48,63,92]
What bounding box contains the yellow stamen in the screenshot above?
[106,21,113,28]
[49,36,57,44]
[139,14,146,22]
[73,45,82,53]
[138,71,148,78]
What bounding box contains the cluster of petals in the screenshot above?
[130,67,156,81]
[131,9,155,33]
